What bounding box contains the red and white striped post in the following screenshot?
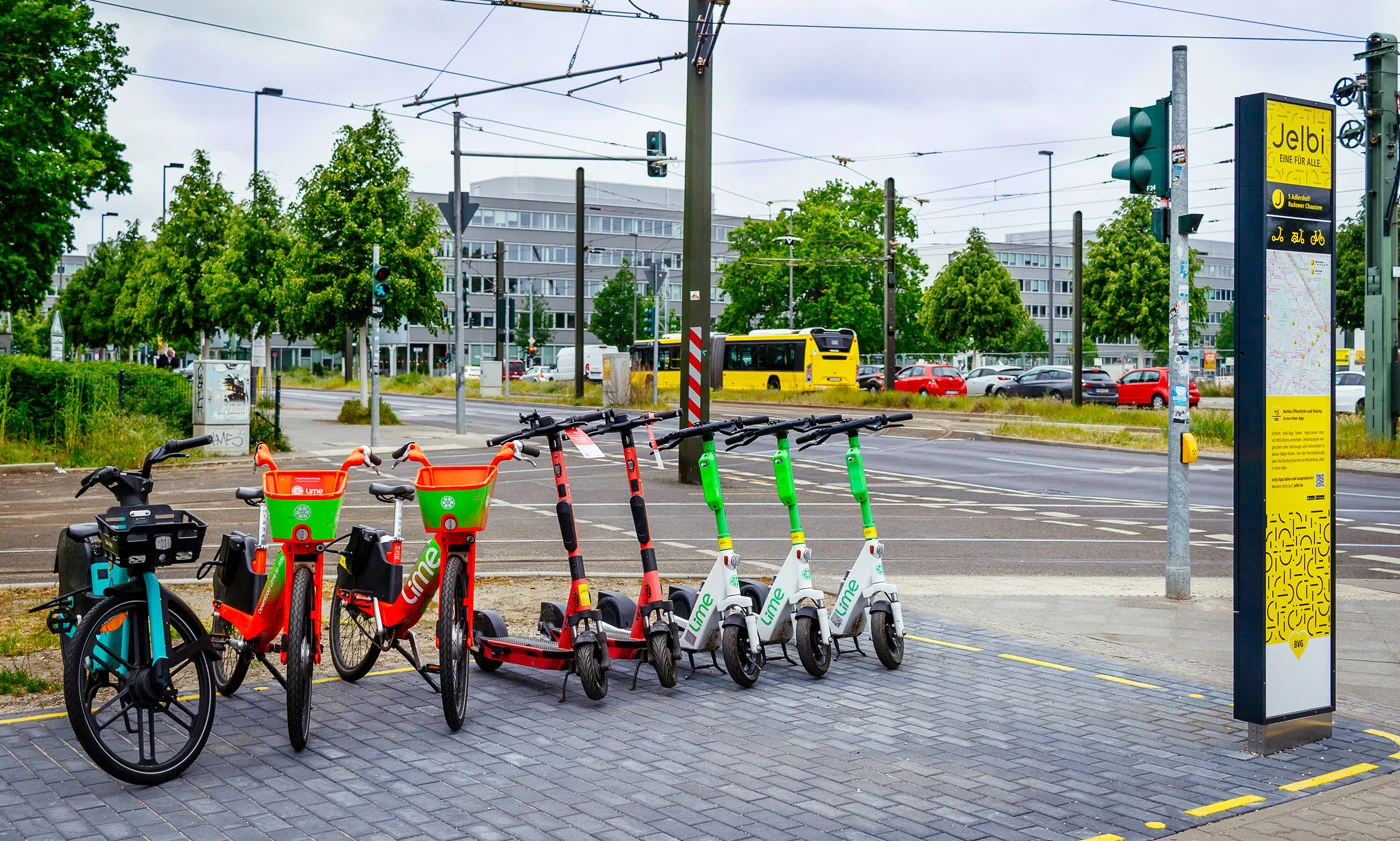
[686,327,703,426]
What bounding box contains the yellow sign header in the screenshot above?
[1265,100,1332,190]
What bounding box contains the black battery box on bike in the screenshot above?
[335,525,403,602]
[211,531,267,615]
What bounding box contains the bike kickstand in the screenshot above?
[831,638,843,659]
[396,633,440,693]
[255,653,289,690]
[684,653,699,680]
[630,656,645,691]
[780,643,797,666]
[559,668,571,703]
[853,635,868,657]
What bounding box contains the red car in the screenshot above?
[892,364,966,397]
[1116,367,1200,409]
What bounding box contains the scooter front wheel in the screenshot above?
[574,641,609,701]
[647,629,677,689]
[721,622,762,688]
[795,614,831,678]
[871,608,904,670]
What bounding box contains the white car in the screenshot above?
[963,365,1024,396]
[523,365,549,382]
[464,365,482,380]
[1335,370,1365,413]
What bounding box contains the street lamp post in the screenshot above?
[631,231,640,345]
[253,87,283,199]
[100,211,118,243]
[161,162,184,221]
[1039,150,1054,364]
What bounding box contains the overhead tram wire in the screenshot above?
[416,4,497,100]
[1104,1,1363,40]
[88,1,863,182]
[431,0,1357,42]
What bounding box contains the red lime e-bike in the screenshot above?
[474,411,611,701]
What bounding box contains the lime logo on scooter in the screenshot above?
[760,587,785,626]
[402,543,442,605]
[832,577,860,623]
[439,495,456,510]
[687,592,715,635]
[293,504,312,521]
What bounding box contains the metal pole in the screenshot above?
[883,178,897,386]
[1165,45,1191,599]
[632,231,639,346]
[788,211,795,329]
[1072,210,1084,405]
[495,240,505,365]
[453,113,466,433]
[161,167,167,222]
[370,243,381,447]
[575,167,585,399]
[505,279,511,398]
[653,267,661,407]
[274,374,281,440]
[253,92,259,182]
[1046,155,1055,364]
[1363,33,1399,440]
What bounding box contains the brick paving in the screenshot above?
[1,612,1396,841]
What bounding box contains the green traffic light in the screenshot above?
[1110,97,1171,197]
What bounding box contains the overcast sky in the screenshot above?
[75,0,1387,260]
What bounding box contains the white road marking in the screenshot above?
[1095,527,1139,535]
[1354,525,1400,536]
[1046,520,1088,528]
[952,508,987,515]
[1355,554,1400,566]
[1042,511,1079,519]
[1149,525,1205,533]
[1098,519,1146,526]
[1207,534,1234,541]
[1373,568,1400,576]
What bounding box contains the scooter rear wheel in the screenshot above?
[871,608,904,670]
[721,622,761,688]
[574,641,609,701]
[647,629,677,688]
[795,614,831,678]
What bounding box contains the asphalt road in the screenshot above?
[0,388,1394,586]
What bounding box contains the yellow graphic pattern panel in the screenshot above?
[1264,510,1332,648]
[1265,100,1332,190]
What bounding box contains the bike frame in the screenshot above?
[752,434,831,648]
[828,430,904,639]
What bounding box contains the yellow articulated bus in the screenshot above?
[629,327,859,392]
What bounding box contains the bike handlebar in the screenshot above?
[76,433,215,503]
[654,415,769,450]
[391,442,411,460]
[486,410,608,447]
[584,408,681,437]
[723,414,843,450]
[794,412,912,450]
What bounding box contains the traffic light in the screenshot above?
[646,130,667,178]
[371,263,390,319]
[641,304,655,337]
[648,262,663,295]
[1111,96,1171,197]
[495,297,516,326]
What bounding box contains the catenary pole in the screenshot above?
[370,243,381,447]
[1166,45,1192,599]
[453,112,466,434]
[1072,210,1084,406]
[575,167,585,399]
[883,178,897,386]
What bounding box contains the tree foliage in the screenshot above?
[1082,196,1206,351]
[58,221,149,350]
[717,180,928,352]
[1335,201,1364,333]
[1004,313,1048,355]
[587,261,643,350]
[1215,304,1234,352]
[919,229,1025,351]
[280,111,444,345]
[0,0,132,313]
[202,171,292,342]
[126,150,233,349]
[513,287,553,354]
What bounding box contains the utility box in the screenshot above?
[192,360,251,456]
[601,353,631,407]
[480,360,503,397]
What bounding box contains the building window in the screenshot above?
[1020,279,1047,294]
[1053,330,1071,346]
[1054,305,1073,319]
[1055,280,1072,294]
[551,312,576,329]
[1026,304,1048,318]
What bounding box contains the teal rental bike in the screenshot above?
[795,413,912,668]
[33,435,219,784]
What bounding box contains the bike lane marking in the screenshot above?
[1278,763,1378,792]
[1184,794,1267,817]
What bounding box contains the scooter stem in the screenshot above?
[698,439,733,551]
[845,433,878,539]
[772,436,805,544]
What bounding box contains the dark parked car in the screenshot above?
[857,364,886,392]
[1080,369,1119,405]
[997,366,1118,402]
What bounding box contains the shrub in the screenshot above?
[337,398,401,425]
[250,409,289,451]
[0,356,191,443]
[0,666,57,696]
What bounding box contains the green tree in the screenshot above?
[1215,304,1234,352]
[1082,196,1206,359]
[0,0,132,314]
[202,171,292,348]
[281,111,444,381]
[1003,311,1048,355]
[919,229,1025,351]
[587,260,643,349]
[8,308,52,357]
[58,221,149,352]
[717,180,927,353]
[513,286,554,356]
[1335,201,1364,332]
[126,150,234,351]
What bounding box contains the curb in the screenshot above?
[974,432,1233,461]
[0,462,56,475]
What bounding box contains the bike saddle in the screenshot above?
[67,522,100,540]
[368,482,416,502]
[234,487,265,503]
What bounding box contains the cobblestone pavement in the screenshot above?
[1168,768,1400,840]
[2,611,1397,841]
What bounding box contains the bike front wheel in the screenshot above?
[285,566,315,751]
[328,590,380,682]
[63,589,216,785]
[437,554,470,731]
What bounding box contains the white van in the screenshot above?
[552,345,618,383]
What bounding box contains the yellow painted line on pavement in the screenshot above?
[1188,693,1204,699]
[1364,728,1400,758]
[1079,835,1123,841]
[906,634,982,652]
[1144,822,1166,830]
[0,710,66,725]
[999,653,1076,672]
[313,666,416,685]
[1095,674,1161,690]
[1184,794,1266,817]
[1279,763,1378,792]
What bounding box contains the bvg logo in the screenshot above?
[402,544,441,605]
[688,592,714,633]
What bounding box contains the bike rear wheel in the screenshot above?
[871,608,904,670]
[212,615,251,696]
[328,590,380,682]
[721,620,761,688]
[286,566,315,751]
[63,589,216,785]
[437,554,470,730]
[795,613,831,678]
[647,629,677,689]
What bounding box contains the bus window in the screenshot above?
[812,331,854,353]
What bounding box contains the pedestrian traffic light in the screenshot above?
[648,262,663,295]
[371,263,390,319]
[646,130,667,178]
[1110,96,1171,197]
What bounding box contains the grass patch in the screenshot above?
[1198,382,1233,398]
[337,399,402,425]
[990,422,1163,451]
[0,410,176,469]
[0,667,57,697]
[1337,414,1400,460]
[0,630,54,658]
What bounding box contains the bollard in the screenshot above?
[274,374,282,440]
[118,370,126,411]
